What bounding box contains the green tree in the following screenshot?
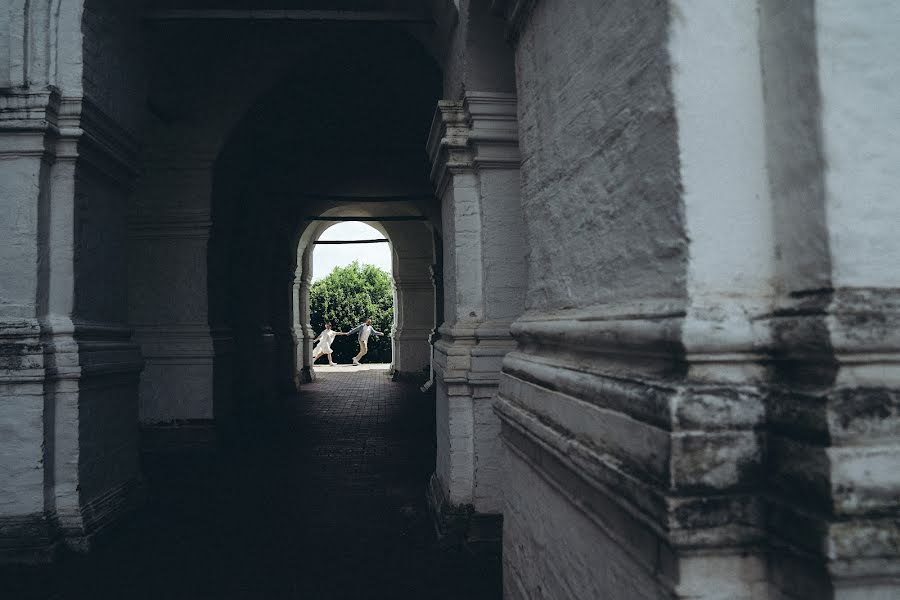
[309,261,394,363]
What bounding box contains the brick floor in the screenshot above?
[4,366,500,600]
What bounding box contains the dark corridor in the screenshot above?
[4,367,500,600]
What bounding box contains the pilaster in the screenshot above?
[127,146,235,428]
[293,245,317,384]
[391,273,434,380]
[426,91,524,537]
[0,90,56,562]
[494,3,770,597]
[1,87,145,561]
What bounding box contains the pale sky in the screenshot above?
[312,222,393,282]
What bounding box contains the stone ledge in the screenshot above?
[495,390,765,551]
[0,90,60,160]
[503,351,767,434]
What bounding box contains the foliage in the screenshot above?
[309,261,394,364]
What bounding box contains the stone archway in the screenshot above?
[128,22,442,430]
[290,210,436,386]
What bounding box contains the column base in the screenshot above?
[0,478,144,565]
[391,367,430,384]
[56,479,145,554]
[297,366,315,384]
[426,473,502,558]
[0,514,59,565]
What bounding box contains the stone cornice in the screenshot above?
[511,288,900,368]
[128,210,212,239]
[427,100,467,197]
[57,96,140,190]
[0,89,60,159]
[426,92,519,196]
[495,393,765,559]
[0,91,140,187]
[498,287,900,563]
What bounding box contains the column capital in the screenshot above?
[426,91,519,196]
[56,96,141,190]
[0,89,60,159]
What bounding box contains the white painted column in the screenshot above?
[392,274,435,378]
[762,2,900,597]
[293,244,316,384]
[666,3,774,596]
[426,92,524,519]
[385,221,435,380]
[0,88,59,561]
[495,1,771,598]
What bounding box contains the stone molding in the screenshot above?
[0,90,139,185]
[47,318,143,381]
[57,95,140,190]
[426,91,519,197]
[0,317,144,384]
[773,287,900,362]
[0,318,44,383]
[392,277,434,291]
[497,287,900,588]
[495,373,765,536]
[132,324,233,361]
[434,319,517,388]
[128,210,213,240]
[0,89,60,159]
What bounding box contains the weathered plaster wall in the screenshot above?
[498,0,900,598]
[499,1,692,595]
[437,0,516,100]
[816,1,900,290]
[479,168,525,323]
[502,432,672,600]
[516,0,686,313]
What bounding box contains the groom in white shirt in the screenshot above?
[346,318,385,365]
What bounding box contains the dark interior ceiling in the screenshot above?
[144,0,430,13]
[214,24,441,198]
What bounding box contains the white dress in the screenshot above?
[314,329,337,354]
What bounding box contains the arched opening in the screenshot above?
[294,219,397,379]
[291,212,436,387]
[309,222,395,368]
[201,26,441,423]
[309,221,397,369]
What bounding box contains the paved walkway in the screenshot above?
[6,366,500,599]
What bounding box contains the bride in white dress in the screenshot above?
[312,322,346,366]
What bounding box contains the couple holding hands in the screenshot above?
[312,319,385,366]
